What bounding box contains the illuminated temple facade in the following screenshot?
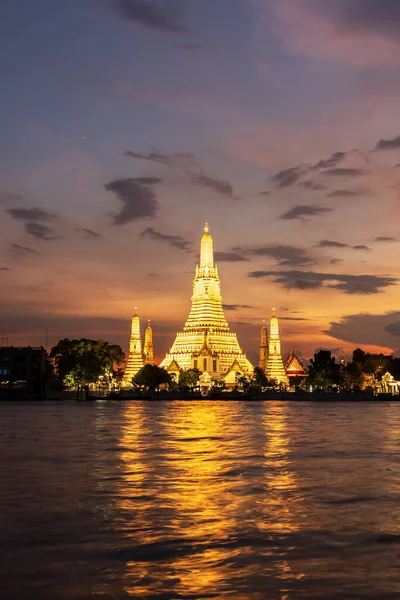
[160,222,253,380]
[265,310,289,385]
[123,311,154,384]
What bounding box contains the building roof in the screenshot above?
[285,351,308,376]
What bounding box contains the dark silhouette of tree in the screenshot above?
[50,338,125,399]
[178,368,201,398]
[133,364,172,398]
[308,350,340,390]
[252,366,269,388]
[235,371,251,392]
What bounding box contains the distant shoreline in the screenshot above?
[1,392,399,402]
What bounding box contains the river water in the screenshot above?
[1,400,400,599]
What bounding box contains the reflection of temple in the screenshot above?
[265,310,289,385]
[123,310,154,384]
[118,402,255,597]
[160,222,253,380]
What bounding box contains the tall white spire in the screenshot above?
[200,221,214,270]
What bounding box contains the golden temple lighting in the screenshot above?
[123,308,144,383]
[265,309,289,385]
[144,319,154,365]
[160,222,253,380]
[259,319,268,372]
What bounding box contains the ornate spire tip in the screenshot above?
[204,221,209,234]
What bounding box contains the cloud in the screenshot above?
[316,239,371,251]
[11,244,41,256]
[280,316,309,321]
[353,245,370,251]
[317,239,349,249]
[313,151,346,170]
[323,1,400,42]
[248,269,398,294]
[79,228,101,239]
[140,227,191,251]
[222,304,253,311]
[0,193,22,205]
[326,190,361,198]
[25,222,60,241]
[0,266,11,271]
[385,321,400,337]
[300,180,325,191]
[104,178,159,225]
[375,236,397,242]
[270,0,400,67]
[112,0,189,33]
[214,252,249,262]
[261,190,271,195]
[326,311,400,348]
[375,134,400,151]
[239,244,315,267]
[132,177,163,185]
[124,150,196,166]
[329,258,343,265]
[280,205,332,220]
[322,168,365,177]
[7,207,57,221]
[173,43,202,51]
[270,166,305,188]
[190,171,236,199]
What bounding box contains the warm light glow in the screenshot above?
[160,223,253,380]
[266,310,289,384]
[123,310,144,382]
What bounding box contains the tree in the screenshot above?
[178,368,201,398]
[252,367,269,389]
[308,350,340,391]
[133,364,172,397]
[50,338,125,399]
[235,371,251,392]
[340,361,363,391]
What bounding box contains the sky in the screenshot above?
[1,0,400,364]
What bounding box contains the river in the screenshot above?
[1,400,399,599]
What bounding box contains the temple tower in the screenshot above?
[266,309,289,385]
[160,222,253,380]
[144,320,154,365]
[123,308,144,383]
[259,319,268,371]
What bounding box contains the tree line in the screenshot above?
[48,338,400,398]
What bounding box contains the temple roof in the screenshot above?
[221,358,243,378]
[284,351,308,376]
[166,359,181,372]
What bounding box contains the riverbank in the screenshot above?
[1,391,399,401]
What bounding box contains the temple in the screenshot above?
[265,309,289,385]
[259,319,268,371]
[123,309,144,384]
[143,320,154,365]
[160,222,253,380]
[285,351,308,380]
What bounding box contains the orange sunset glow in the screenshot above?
[1,0,399,365]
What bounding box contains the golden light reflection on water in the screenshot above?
[118,402,258,597]
[115,401,308,597]
[260,402,301,534]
